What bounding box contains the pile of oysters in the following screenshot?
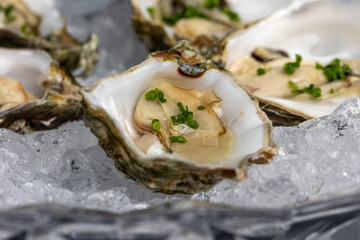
[1,0,359,194]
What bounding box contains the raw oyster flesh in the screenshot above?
[81,42,277,194]
[0,0,99,77]
[221,0,360,126]
[0,47,83,133]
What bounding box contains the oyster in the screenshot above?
[0,0,99,77]
[132,0,241,54]
[220,0,360,126]
[0,47,83,133]
[132,0,293,55]
[81,42,276,194]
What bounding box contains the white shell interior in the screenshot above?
[83,58,270,168]
[227,0,295,24]
[225,0,360,118]
[134,0,295,26]
[23,0,63,37]
[0,48,50,98]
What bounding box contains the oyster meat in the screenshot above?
[132,0,241,54]
[0,0,99,77]
[220,0,360,126]
[132,0,294,55]
[81,42,276,194]
[0,47,82,133]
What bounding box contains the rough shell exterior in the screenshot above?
[81,42,277,194]
[0,62,83,134]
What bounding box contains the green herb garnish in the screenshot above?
[155,88,167,103]
[288,81,321,98]
[4,4,13,16]
[184,6,209,19]
[197,105,205,110]
[170,136,186,144]
[163,6,209,26]
[147,7,155,17]
[163,12,183,25]
[330,88,335,94]
[152,119,161,131]
[171,102,199,129]
[257,68,266,75]
[3,4,16,23]
[145,90,157,100]
[284,54,302,74]
[21,24,35,36]
[204,0,220,9]
[145,88,167,102]
[315,59,352,82]
[221,7,240,22]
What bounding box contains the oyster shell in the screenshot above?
[81,41,276,194]
[0,0,99,78]
[132,0,294,55]
[220,0,360,126]
[0,47,83,133]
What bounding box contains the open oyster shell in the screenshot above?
[0,0,99,78]
[132,0,293,56]
[0,47,83,133]
[219,0,360,126]
[81,42,276,194]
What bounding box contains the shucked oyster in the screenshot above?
[81,42,276,194]
[132,0,241,54]
[0,0,99,77]
[132,0,293,55]
[220,0,360,126]
[0,47,82,133]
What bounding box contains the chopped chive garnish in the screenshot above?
[187,120,199,129]
[184,6,209,19]
[257,68,266,75]
[221,7,240,22]
[163,12,183,25]
[152,119,161,131]
[4,4,13,17]
[147,7,155,17]
[257,65,271,75]
[284,54,302,74]
[163,6,209,25]
[288,81,321,98]
[155,88,167,103]
[170,136,186,144]
[330,88,335,94]
[204,0,220,9]
[145,90,157,100]
[21,24,35,36]
[177,114,186,124]
[177,102,187,116]
[145,88,167,102]
[186,112,193,121]
[3,4,16,23]
[171,116,178,125]
[171,102,200,129]
[315,59,352,82]
[197,105,205,110]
